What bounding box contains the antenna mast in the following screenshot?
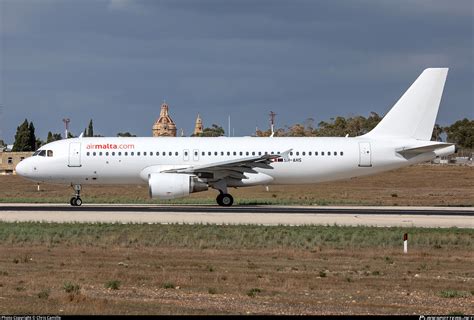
[269,111,276,137]
[62,118,70,139]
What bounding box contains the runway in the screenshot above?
[0,203,472,228]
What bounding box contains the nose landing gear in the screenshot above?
[70,184,82,206]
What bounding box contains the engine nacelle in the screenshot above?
[148,173,208,200]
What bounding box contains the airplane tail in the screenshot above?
[364,68,448,140]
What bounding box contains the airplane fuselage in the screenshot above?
[17,136,453,186]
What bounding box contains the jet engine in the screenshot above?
[148,173,208,199]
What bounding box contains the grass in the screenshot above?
[439,290,471,298]
[0,222,472,250]
[162,282,175,289]
[63,281,80,294]
[37,289,50,299]
[247,288,261,297]
[105,280,121,290]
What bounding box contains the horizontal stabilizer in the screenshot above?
[396,143,453,155]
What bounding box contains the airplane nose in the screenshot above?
[15,160,28,177]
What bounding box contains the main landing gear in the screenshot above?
[70,184,82,207]
[216,192,233,207]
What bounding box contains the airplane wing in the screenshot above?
[396,143,454,155]
[162,149,292,181]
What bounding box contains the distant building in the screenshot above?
[0,150,33,175]
[152,102,177,137]
[193,114,203,136]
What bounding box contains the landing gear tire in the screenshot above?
[70,197,82,207]
[70,184,83,206]
[216,193,233,207]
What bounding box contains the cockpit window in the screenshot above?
[34,150,47,157]
[47,150,53,157]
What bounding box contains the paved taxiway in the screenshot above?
[0,204,472,228]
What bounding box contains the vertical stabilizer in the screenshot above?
[365,68,448,140]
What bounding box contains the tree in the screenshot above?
[84,119,94,137]
[88,119,94,137]
[46,131,63,143]
[431,124,444,142]
[0,139,5,147]
[117,132,136,137]
[444,118,473,149]
[12,119,36,151]
[35,138,44,149]
[197,124,225,137]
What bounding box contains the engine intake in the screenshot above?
[148,173,208,200]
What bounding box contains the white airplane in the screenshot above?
[16,68,455,207]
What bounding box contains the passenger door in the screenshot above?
[358,142,372,167]
[68,142,82,167]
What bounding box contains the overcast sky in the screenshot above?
[1,0,473,142]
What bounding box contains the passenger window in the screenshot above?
[240,152,243,156]
[340,151,344,156]
[131,152,134,156]
[156,152,159,156]
[233,151,236,156]
[93,152,96,156]
[112,152,115,156]
[328,152,331,156]
[252,152,255,156]
[106,152,109,156]
[144,152,147,156]
[221,152,224,156]
[214,152,218,156]
[124,152,128,156]
[137,152,141,156]
[47,150,53,157]
[175,152,178,156]
[87,152,90,156]
[258,152,261,156]
[296,151,299,156]
[194,151,198,156]
[309,151,312,156]
[264,151,268,155]
[246,152,249,156]
[321,152,325,156]
[302,152,305,156]
[169,152,172,156]
[315,151,318,156]
[334,151,337,155]
[150,152,153,156]
[118,152,121,156]
[202,151,205,156]
[99,152,103,156]
[290,152,293,156]
[184,151,188,156]
[227,152,230,156]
